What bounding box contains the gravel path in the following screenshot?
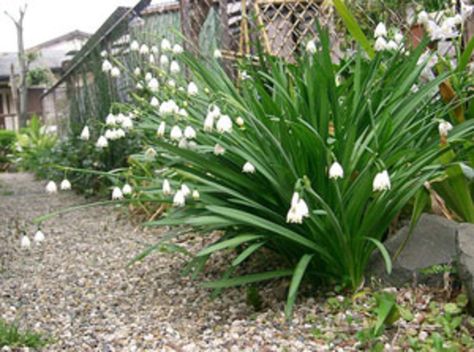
[0,173,326,351]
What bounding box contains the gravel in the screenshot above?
[0,173,328,351]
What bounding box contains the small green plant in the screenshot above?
[0,319,51,349]
[0,130,16,171]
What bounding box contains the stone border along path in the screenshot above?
[0,173,327,351]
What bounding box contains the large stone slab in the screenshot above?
[456,223,474,315]
[369,213,458,286]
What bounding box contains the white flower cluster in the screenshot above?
[45,179,72,196]
[21,229,46,249]
[111,183,133,200]
[159,179,199,207]
[373,23,404,52]
[417,9,467,41]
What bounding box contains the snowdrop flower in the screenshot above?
[167,79,176,88]
[102,59,112,72]
[46,181,57,194]
[216,115,232,133]
[96,136,108,148]
[115,113,125,125]
[139,44,149,55]
[374,37,388,52]
[329,162,344,180]
[178,108,188,118]
[21,235,31,249]
[184,126,196,139]
[151,45,159,54]
[112,187,124,200]
[213,49,222,59]
[306,40,316,54]
[160,54,169,67]
[157,121,166,137]
[80,126,90,140]
[192,190,200,200]
[145,147,156,159]
[242,161,256,174]
[161,38,171,52]
[386,40,398,51]
[149,54,155,64]
[286,192,310,224]
[159,100,179,115]
[130,40,139,51]
[394,32,404,45]
[134,67,141,76]
[172,44,183,54]
[235,117,244,127]
[60,179,71,190]
[148,78,159,92]
[122,117,133,130]
[187,82,198,96]
[181,184,191,197]
[144,73,152,82]
[374,22,387,38]
[170,125,183,140]
[162,179,172,195]
[116,128,126,139]
[418,11,429,24]
[214,144,225,155]
[204,114,215,132]
[173,190,185,207]
[122,183,133,195]
[150,97,160,107]
[438,120,453,137]
[170,61,180,74]
[136,82,143,89]
[178,138,188,149]
[100,50,107,58]
[373,170,391,192]
[34,230,45,244]
[111,66,120,77]
[106,113,117,126]
[105,129,115,140]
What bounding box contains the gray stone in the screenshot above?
[369,213,458,286]
[456,223,474,315]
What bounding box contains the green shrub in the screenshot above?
[0,130,16,170]
[113,31,473,318]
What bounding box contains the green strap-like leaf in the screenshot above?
[366,237,392,274]
[201,270,293,289]
[197,234,263,257]
[232,242,265,267]
[285,254,314,320]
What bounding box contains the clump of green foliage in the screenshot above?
[0,319,51,349]
[0,130,16,171]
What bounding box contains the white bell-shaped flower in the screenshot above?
[60,179,72,190]
[161,38,171,52]
[167,79,176,88]
[162,179,172,195]
[286,192,310,224]
[110,66,121,77]
[139,44,150,55]
[150,97,160,107]
[151,45,159,54]
[192,190,200,200]
[148,78,159,92]
[181,183,191,197]
[438,120,453,137]
[145,72,153,82]
[160,54,169,67]
[213,49,222,59]
[184,126,196,139]
[130,40,140,51]
[306,40,316,54]
[122,117,133,130]
[102,59,112,72]
[173,190,186,207]
[329,162,344,180]
[106,113,116,126]
[214,144,225,155]
[96,136,108,148]
[170,125,183,140]
[242,162,256,174]
[46,181,57,194]
[134,67,141,76]
[122,183,133,195]
[157,121,166,137]
[386,40,398,51]
[80,126,90,140]
[374,22,387,38]
[149,54,155,64]
[216,115,232,133]
[373,170,391,192]
[112,187,124,200]
[145,147,157,159]
[187,82,198,96]
[418,11,429,24]
[374,37,388,52]
[21,235,31,249]
[34,230,45,244]
[236,117,244,127]
[173,44,183,54]
[159,100,179,115]
[170,61,180,74]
